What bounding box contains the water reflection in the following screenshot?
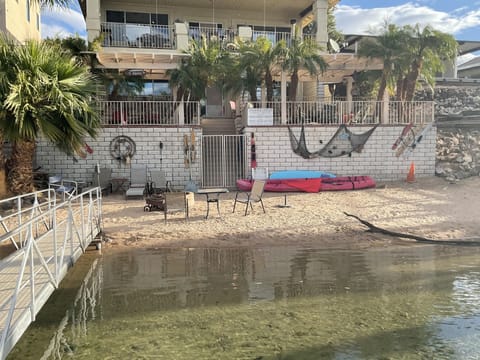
[8,245,480,359]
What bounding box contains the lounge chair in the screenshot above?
[83,167,112,195]
[48,175,78,201]
[126,164,147,199]
[148,169,172,194]
[233,179,266,216]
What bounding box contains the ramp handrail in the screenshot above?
[0,187,103,360]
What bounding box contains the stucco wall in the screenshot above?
[245,125,436,181]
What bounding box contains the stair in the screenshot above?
[201,117,237,135]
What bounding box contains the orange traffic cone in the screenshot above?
[406,162,416,183]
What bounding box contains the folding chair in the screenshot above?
[233,179,266,216]
[48,175,78,201]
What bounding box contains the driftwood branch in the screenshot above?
[344,212,480,246]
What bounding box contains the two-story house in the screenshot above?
[0,0,40,42]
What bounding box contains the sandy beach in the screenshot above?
[101,176,480,250]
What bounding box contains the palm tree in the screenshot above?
[358,23,407,101]
[400,24,457,101]
[168,37,229,101]
[0,35,101,194]
[238,37,283,102]
[281,37,328,101]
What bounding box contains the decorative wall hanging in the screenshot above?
[109,135,136,163]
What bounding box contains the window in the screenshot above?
[106,11,168,25]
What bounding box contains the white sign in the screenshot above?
[247,108,273,126]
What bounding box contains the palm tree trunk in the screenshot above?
[265,71,274,102]
[0,132,7,198]
[405,60,422,101]
[289,71,299,102]
[8,139,35,195]
[376,70,389,102]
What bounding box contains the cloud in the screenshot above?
[41,6,86,39]
[335,3,480,39]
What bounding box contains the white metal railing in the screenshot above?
[189,27,236,44]
[98,101,200,126]
[0,188,103,360]
[252,31,292,45]
[243,100,434,125]
[101,22,174,49]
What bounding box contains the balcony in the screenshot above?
[100,22,299,50]
[101,23,174,49]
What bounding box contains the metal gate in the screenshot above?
[201,135,248,188]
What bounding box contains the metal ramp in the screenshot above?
[0,188,103,360]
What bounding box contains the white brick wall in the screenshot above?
[34,124,436,188]
[245,125,436,181]
[35,127,202,191]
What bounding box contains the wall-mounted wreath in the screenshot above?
[109,135,136,162]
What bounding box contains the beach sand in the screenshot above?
[101,176,480,250]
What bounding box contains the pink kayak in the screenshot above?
[236,178,322,193]
[320,176,376,191]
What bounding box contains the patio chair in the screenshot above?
[233,179,266,216]
[126,164,147,199]
[163,191,190,222]
[48,175,78,201]
[83,167,112,195]
[148,169,172,194]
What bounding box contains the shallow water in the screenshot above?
[7,244,480,359]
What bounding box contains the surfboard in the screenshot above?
[270,170,336,180]
[395,123,425,157]
[392,123,414,150]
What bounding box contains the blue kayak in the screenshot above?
[269,170,336,180]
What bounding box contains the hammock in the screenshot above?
[288,123,378,159]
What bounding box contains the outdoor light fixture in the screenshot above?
[124,69,145,77]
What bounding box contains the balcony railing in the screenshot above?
[97,100,433,127]
[101,23,174,49]
[244,101,434,125]
[188,27,236,44]
[252,31,292,45]
[98,101,200,126]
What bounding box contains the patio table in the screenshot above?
[196,188,229,219]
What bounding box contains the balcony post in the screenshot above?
[179,99,185,125]
[312,0,328,50]
[281,71,287,124]
[345,76,353,115]
[175,22,189,51]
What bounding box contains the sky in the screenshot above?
[41,0,480,62]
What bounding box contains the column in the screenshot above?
[86,0,101,43]
[281,71,287,124]
[312,0,328,50]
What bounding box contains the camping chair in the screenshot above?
[233,179,266,216]
[83,167,112,196]
[125,164,147,199]
[163,191,190,222]
[48,175,78,201]
[148,169,172,194]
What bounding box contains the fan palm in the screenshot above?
[0,35,101,194]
